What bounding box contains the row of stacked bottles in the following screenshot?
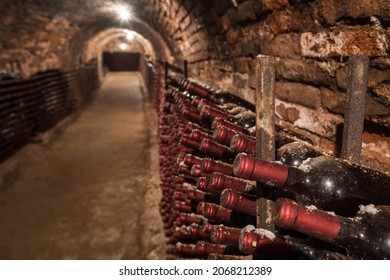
[154,63,390,260]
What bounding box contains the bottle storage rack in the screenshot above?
[0,59,100,163]
[155,57,390,260]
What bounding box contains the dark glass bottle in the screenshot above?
[276,141,322,167]
[287,241,352,260]
[238,225,348,260]
[196,241,242,256]
[199,139,236,163]
[233,153,390,217]
[190,129,214,142]
[187,224,211,241]
[186,122,211,135]
[230,133,256,155]
[238,225,296,259]
[220,189,257,216]
[212,118,249,135]
[208,172,256,194]
[201,105,255,130]
[210,225,242,247]
[198,202,256,227]
[196,177,209,192]
[180,136,200,150]
[187,189,219,204]
[274,198,390,260]
[212,125,238,146]
[231,136,320,168]
[179,213,206,225]
[190,165,212,178]
[183,154,202,166]
[200,158,233,175]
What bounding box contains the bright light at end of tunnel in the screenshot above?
[126,31,134,41]
[120,43,127,50]
[116,5,131,22]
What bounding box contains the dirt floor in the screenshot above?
[0,72,165,260]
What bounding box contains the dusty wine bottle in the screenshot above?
[220,189,257,216]
[274,198,390,259]
[233,153,390,216]
[276,141,322,167]
[211,225,242,247]
[212,125,238,146]
[187,189,219,204]
[199,202,256,227]
[208,172,256,194]
[199,139,236,163]
[239,225,296,259]
[183,154,202,166]
[200,158,233,175]
[212,118,248,135]
[179,213,206,225]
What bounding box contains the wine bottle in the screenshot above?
[186,122,211,135]
[200,158,233,175]
[190,129,214,142]
[230,135,319,168]
[230,133,256,155]
[239,225,296,259]
[287,241,352,260]
[180,136,200,150]
[199,202,256,227]
[185,224,211,241]
[196,177,209,192]
[208,172,256,194]
[177,164,191,176]
[276,141,322,167]
[187,189,219,204]
[233,153,390,216]
[183,154,202,166]
[212,118,248,135]
[220,189,257,216]
[210,225,242,247]
[201,106,256,130]
[179,213,206,225]
[199,139,236,163]
[274,198,390,259]
[191,165,212,178]
[196,241,242,256]
[212,125,239,146]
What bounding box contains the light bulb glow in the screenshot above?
[116,5,131,22]
[120,43,127,50]
[126,31,134,41]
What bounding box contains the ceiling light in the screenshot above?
[126,31,134,41]
[116,5,131,22]
[120,43,127,50]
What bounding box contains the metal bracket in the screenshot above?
[255,54,276,232]
[341,55,369,163]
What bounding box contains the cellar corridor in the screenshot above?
[0,72,164,260]
[1,0,390,261]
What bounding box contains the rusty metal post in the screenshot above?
[255,54,276,231]
[184,60,188,79]
[341,55,369,163]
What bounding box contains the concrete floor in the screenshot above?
[0,72,165,260]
